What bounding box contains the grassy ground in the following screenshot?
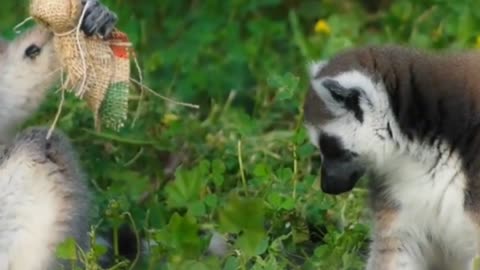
[3,0,480,269]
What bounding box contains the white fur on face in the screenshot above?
[305,124,320,148]
[307,60,328,79]
[307,67,395,165]
[0,27,59,144]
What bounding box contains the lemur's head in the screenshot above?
[0,26,59,94]
[304,49,396,195]
[7,26,57,68]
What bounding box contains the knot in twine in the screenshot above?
[30,0,132,131]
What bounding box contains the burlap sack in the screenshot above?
[29,0,131,130]
[83,37,114,124]
[30,0,81,33]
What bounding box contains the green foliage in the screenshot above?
[2,0,480,269]
[56,238,78,261]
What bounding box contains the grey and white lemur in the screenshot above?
[0,1,120,269]
[304,46,480,269]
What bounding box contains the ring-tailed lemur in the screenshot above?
[304,46,480,270]
[0,1,129,268]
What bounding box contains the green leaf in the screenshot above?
[267,192,282,209]
[205,194,219,209]
[280,196,296,210]
[165,167,207,209]
[298,143,316,159]
[293,129,307,144]
[212,173,225,188]
[253,163,269,177]
[276,167,293,182]
[211,159,226,175]
[176,260,212,270]
[148,203,169,228]
[266,72,300,101]
[218,194,265,233]
[93,243,108,257]
[223,256,240,270]
[456,8,474,44]
[321,36,354,57]
[198,160,211,176]
[55,238,77,261]
[236,230,269,258]
[188,200,206,217]
[155,213,205,258]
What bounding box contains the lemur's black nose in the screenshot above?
[320,158,365,195]
[321,168,358,195]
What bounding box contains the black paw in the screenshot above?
[80,0,118,39]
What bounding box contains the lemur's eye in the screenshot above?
[322,79,348,102]
[25,44,41,59]
[322,79,364,122]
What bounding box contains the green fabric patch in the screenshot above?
[100,81,129,130]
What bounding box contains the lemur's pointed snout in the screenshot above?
[320,159,365,195]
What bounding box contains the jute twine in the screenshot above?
[29,0,132,132]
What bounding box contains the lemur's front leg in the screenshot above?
[367,237,426,270]
[366,210,426,270]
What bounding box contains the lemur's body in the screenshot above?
[0,127,89,269]
[0,1,118,268]
[305,46,480,269]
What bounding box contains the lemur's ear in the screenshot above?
[308,60,328,79]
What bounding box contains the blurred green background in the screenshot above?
[3,0,480,269]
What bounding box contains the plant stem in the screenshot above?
[122,212,141,270]
[237,140,247,193]
[292,144,298,199]
[113,225,119,258]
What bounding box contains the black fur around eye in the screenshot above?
[322,79,347,102]
[25,44,41,59]
[344,91,363,122]
[319,134,357,161]
[322,79,364,123]
[319,134,345,160]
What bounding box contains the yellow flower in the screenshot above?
[161,113,179,125]
[314,19,331,35]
